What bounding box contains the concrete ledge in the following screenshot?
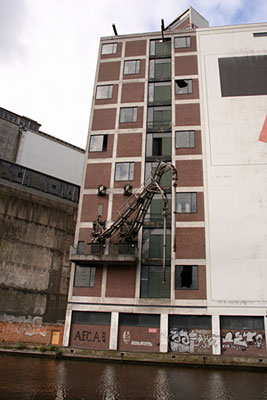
[1,344,267,370]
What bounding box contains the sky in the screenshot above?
[1,0,267,149]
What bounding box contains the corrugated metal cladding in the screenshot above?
[218,55,267,97]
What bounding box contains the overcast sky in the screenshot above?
[0,0,267,149]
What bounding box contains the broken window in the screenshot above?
[146,132,172,157]
[176,130,195,148]
[175,79,192,95]
[101,43,117,55]
[149,58,171,80]
[89,135,108,152]
[148,82,171,104]
[96,85,113,99]
[115,162,134,181]
[124,60,140,75]
[119,107,138,123]
[175,266,198,290]
[74,265,96,287]
[175,36,191,48]
[176,192,197,213]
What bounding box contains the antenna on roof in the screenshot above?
[161,19,165,41]
[112,24,118,36]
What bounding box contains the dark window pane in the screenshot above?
[220,316,264,330]
[169,315,212,329]
[175,266,198,289]
[72,311,111,325]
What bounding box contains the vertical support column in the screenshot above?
[212,314,221,355]
[109,311,119,350]
[160,313,168,353]
[264,315,267,351]
[63,307,72,347]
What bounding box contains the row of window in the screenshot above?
[96,79,193,100]
[74,264,198,291]
[89,130,195,153]
[101,36,192,55]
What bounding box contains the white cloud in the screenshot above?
[0,0,266,148]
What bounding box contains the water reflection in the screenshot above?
[1,355,267,399]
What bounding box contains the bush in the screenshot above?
[16,343,26,350]
[38,345,46,352]
[49,345,58,352]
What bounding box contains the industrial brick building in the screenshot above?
[0,107,84,346]
[64,7,267,357]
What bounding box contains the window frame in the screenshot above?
[89,135,108,152]
[101,43,117,55]
[175,79,193,95]
[175,130,195,148]
[123,59,141,75]
[74,265,96,288]
[95,85,113,100]
[174,36,191,49]
[119,107,138,123]
[115,162,135,181]
[175,265,198,290]
[176,192,197,213]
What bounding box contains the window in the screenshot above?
[220,316,264,330]
[141,265,171,298]
[146,132,172,157]
[150,39,171,56]
[119,313,160,327]
[89,135,108,152]
[149,58,171,79]
[176,130,195,148]
[176,192,197,213]
[142,228,171,259]
[175,36,191,48]
[148,82,171,104]
[101,43,117,55]
[175,266,198,289]
[145,193,171,223]
[169,315,211,329]
[74,265,96,287]
[96,85,113,99]
[115,162,134,181]
[175,79,192,95]
[72,311,111,325]
[147,106,171,130]
[123,60,140,75]
[145,162,172,189]
[119,107,138,123]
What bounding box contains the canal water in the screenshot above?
[1,354,267,400]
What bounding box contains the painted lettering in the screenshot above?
[73,329,107,343]
[221,330,265,352]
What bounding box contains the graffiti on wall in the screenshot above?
[122,330,153,347]
[221,331,265,352]
[168,328,219,353]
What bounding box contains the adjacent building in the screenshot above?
[0,107,84,346]
[63,7,267,357]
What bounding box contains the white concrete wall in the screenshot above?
[16,130,84,185]
[198,24,267,305]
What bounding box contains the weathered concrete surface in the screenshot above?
[0,182,78,342]
[1,344,267,370]
[0,119,20,162]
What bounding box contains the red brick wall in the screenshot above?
[125,40,147,56]
[121,82,145,103]
[175,55,198,76]
[118,326,160,352]
[175,265,206,299]
[98,61,121,81]
[72,265,103,297]
[221,330,266,356]
[80,194,109,222]
[175,130,202,156]
[117,133,142,157]
[176,160,203,187]
[92,108,116,131]
[175,103,200,126]
[84,163,111,189]
[105,265,136,298]
[70,324,110,349]
[176,228,206,259]
[0,322,64,345]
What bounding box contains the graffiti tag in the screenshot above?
[222,331,264,352]
[169,328,219,353]
[74,330,106,343]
